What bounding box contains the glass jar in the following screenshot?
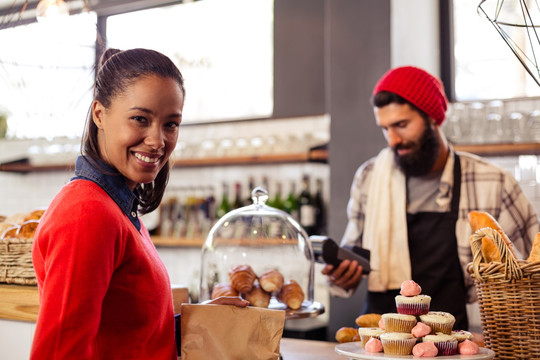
[199,187,323,318]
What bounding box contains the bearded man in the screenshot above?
[322,66,539,330]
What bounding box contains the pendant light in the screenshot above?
[36,0,69,22]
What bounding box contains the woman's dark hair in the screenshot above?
[371,91,430,122]
[82,48,185,215]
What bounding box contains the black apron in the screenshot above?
[362,154,469,331]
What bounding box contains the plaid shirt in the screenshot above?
[341,146,539,302]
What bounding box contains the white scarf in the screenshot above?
[363,148,411,292]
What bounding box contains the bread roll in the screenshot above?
[335,327,359,343]
[528,232,540,262]
[258,269,284,293]
[211,283,239,300]
[23,209,45,222]
[468,210,517,262]
[355,313,382,328]
[243,284,271,308]
[0,224,18,239]
[17,220,39,238]
[229,264,257,293]
[277,279,304,310]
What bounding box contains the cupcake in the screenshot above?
[382,313,417,333]
[419,311,455,335]
[357,327,385,348]
[395,294,431,315]
[423,333,458,356]
[451,330,473,342]
[380,332,417,355]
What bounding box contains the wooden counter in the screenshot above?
[0,284,39,322]
[0,284,189,322]
[280,338,342,359]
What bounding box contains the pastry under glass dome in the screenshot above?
[199,187,324,319]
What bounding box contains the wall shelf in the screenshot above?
[454,142,540,156]
[0,148,329,173]
[3,143,540,173]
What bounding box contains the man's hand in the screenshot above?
[321,259,363,290]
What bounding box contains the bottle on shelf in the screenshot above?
[243,176,255,206]
[216,182,231,219]
[283,180,299,220]
[232,182,243,209]
[313,178,326,235]
[271,181,285,211]
[298,174,316,235]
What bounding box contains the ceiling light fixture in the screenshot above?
[36,0,69,22]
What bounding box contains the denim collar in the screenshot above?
[72,155,141,231]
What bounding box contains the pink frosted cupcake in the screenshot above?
[451,330,473,342]
[358,327,385,348]
[381,313,417,333]
[395,294,431,315]
[419,311,455,335]
[380,332,417,355]
[423,333,458,355]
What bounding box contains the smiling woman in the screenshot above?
[29,48,186,359]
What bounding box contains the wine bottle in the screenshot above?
[232,182,243,209]
[314,178,326,235]
[216,182,231,218]
[271,181,285,211]
[244,176,255,206]
[298,174,316,235]
[283,181,299,220]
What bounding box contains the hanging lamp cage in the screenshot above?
[478,0,540,87]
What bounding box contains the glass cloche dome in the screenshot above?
[199,187,324,319]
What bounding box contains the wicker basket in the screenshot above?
[0,236,37,285]
[467,228,540,359]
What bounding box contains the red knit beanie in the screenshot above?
[372,66,448,125]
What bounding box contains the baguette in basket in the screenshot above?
[528,232,540,262]
[468,211,517,262]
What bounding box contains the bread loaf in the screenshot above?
[335,327,359,343]
[355,313,382,328]
[258,269,284,293]
[277,279,304,310]
[528,232,540,262]
[468,211,517,262]
[229,264,257,293]
[243,284,271,308]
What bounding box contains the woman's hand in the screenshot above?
[321,259,363,290]
[205,296,250,307]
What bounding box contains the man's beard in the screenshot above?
[393,121,440,177]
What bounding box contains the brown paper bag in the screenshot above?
[180,304,285,360]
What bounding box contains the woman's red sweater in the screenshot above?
[30,180,176,359]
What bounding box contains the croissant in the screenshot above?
[277,279,304,310]
[259,269,284,293]
[211,283,239,300]
[229,264,257,293]
[243,283,271,308]
[528,232,540,262]
[335,327,359,343]
[355,313,382,328]
[468,211,517,262]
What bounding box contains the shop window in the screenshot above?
[0,12,96,138]
[452,0,540,101]
[106,0,274,124]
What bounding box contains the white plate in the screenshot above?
[334,342,496,360]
